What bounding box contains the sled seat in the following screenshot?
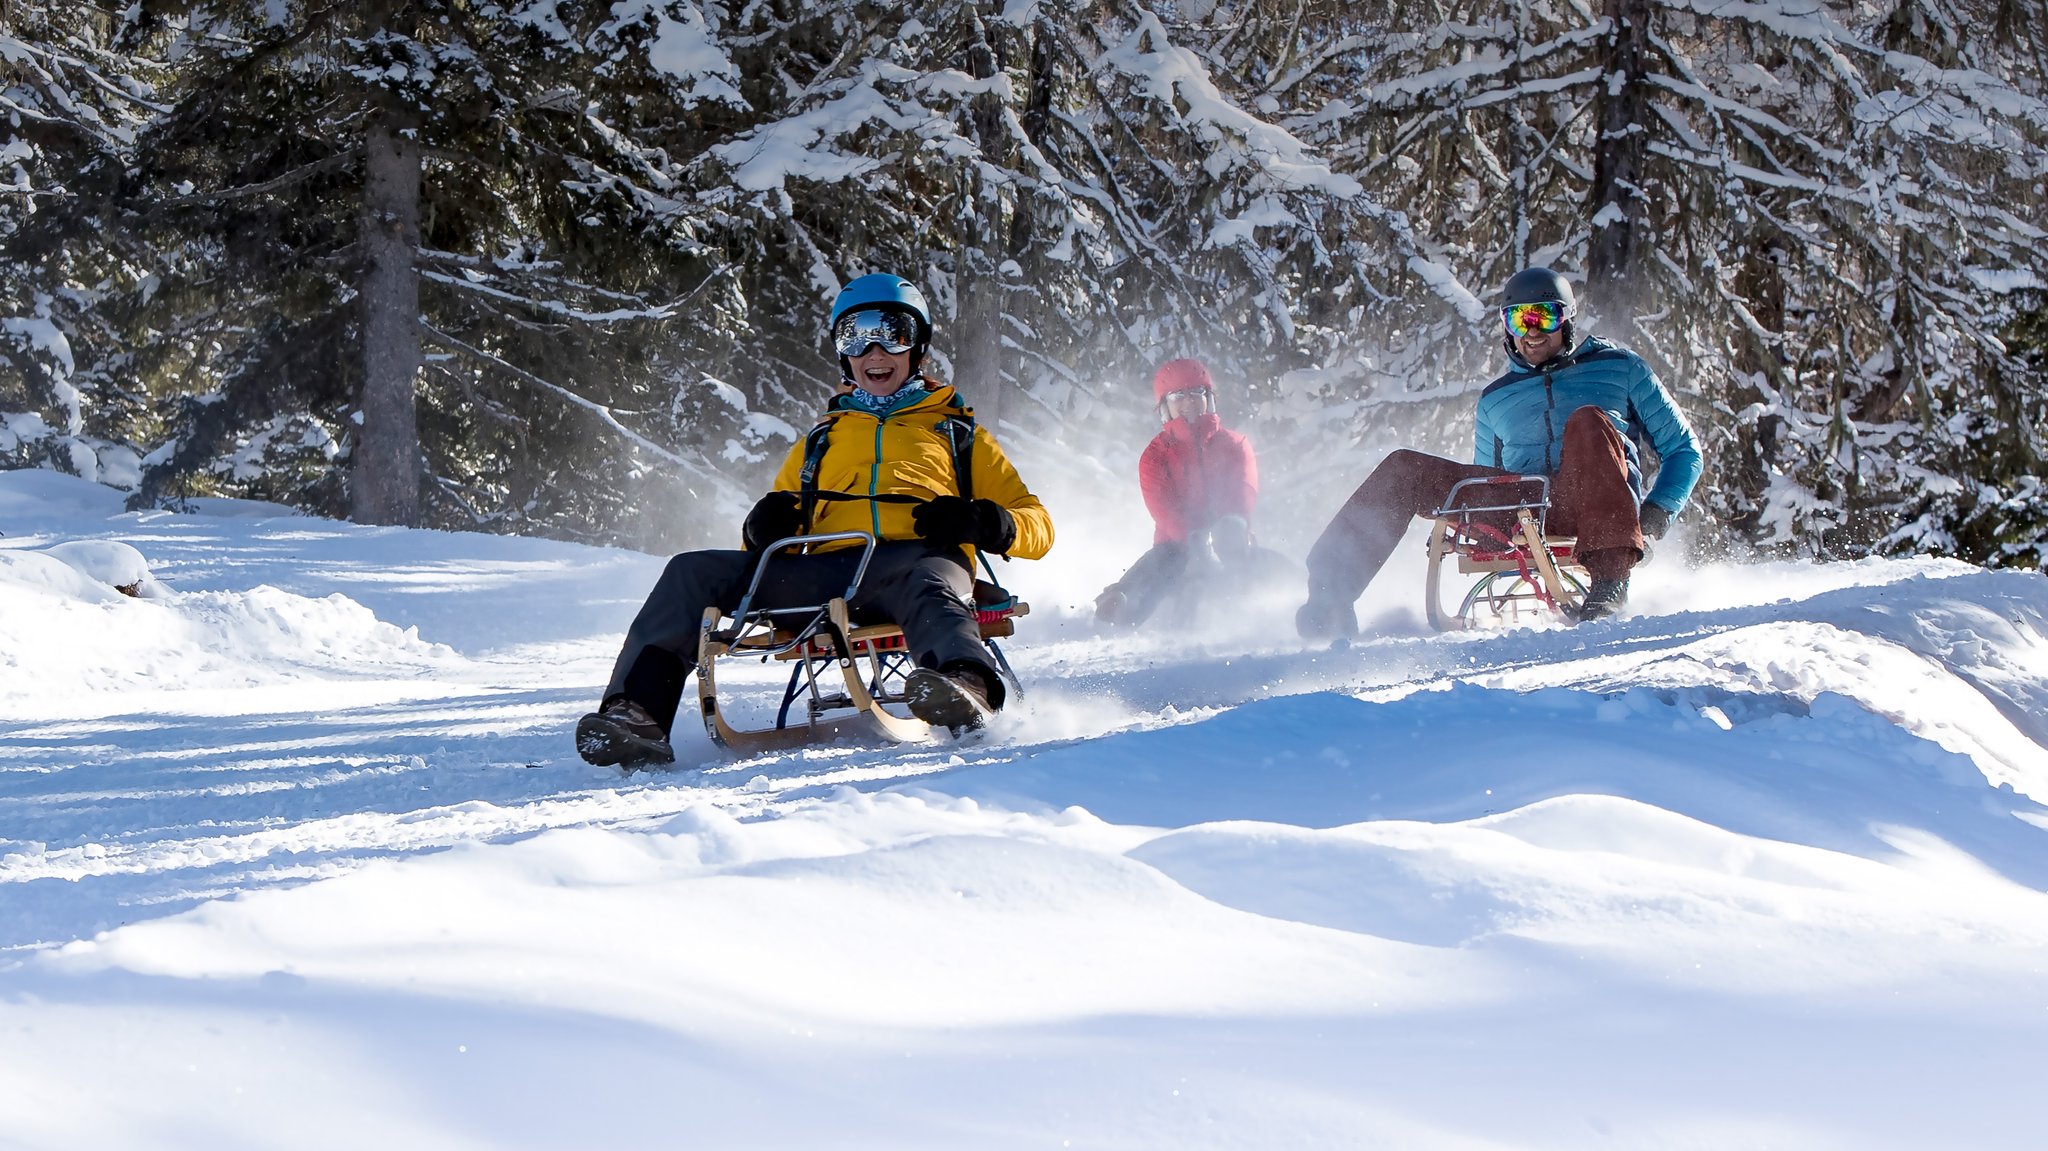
[1457,535,1577,574]
[722,584,1029,661]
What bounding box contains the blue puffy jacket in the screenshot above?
[1473,335,1702,514]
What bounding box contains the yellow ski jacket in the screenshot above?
[766,383,1054,561]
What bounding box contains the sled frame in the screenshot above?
[696,531,1028,753]
[1424,475,1588,631]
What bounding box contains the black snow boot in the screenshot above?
[905,662,998,733]
[1572,576,1631,623]
[1295,595,1358,642]
[576,698,676,769]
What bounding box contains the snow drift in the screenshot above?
[2,468,2045,1150]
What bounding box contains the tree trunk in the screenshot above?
[353,117,423,526]
[1506,0,1531,271]
[1000,18,1057,416]
[1866,231,1930,424]
[954,9,1009,427]
[1587,0,1652,306]
[955,234,1005,425]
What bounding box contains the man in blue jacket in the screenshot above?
[1297,267,1701,638]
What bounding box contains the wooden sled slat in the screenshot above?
[823,598,932,743]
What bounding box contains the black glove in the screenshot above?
[913,495,1016,553]
[743,491,804,551]
[1639,502,1672,540]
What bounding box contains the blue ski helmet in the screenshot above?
[830,273,933,379]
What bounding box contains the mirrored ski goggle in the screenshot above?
[833,308,920,357]
[1502,300,1572,339]
[1160,386,1213,412]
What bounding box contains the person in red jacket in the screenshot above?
[1096,358,1278,626]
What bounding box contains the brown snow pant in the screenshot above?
[1304,406,1645,611]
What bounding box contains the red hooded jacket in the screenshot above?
[1139,412,1259,545]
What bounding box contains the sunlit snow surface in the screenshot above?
[3,468,2045,1150]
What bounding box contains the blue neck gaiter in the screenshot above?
[846,378,930,416]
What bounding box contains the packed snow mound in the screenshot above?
[0,547,129,604]
[0,471,471,709]
[942,681,2048,881]
[41,539,158,595]
[0,568,460,708]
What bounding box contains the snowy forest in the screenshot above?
[1,0,2043,566]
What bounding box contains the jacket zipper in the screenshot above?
[868,414,885,538]
[1542,368,1558,473]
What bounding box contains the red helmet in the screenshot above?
[1152,358,1213,402]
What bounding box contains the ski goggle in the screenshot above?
[833,308,920,357]
[1502,300,1572,339]
[1160,386,1213,413]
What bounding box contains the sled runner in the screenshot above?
[696,531,1027,753]
[1424,475,1588,631]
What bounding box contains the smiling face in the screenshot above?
[1515,327,1566,366]
[1501,298,1571,366]
[851,344,913,396]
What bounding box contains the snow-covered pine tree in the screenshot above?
[6,0,2040,565]
[40,0,752,543]
[1178,0,1507,491]
[1015,1,1390,447]
[689,0,1392,474]
[0,2,162,484]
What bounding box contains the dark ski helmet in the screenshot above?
[1499,266,1579,362]
[1500,266,1576,311]
[830,273,933,381]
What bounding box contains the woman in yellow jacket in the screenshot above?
[577,274,1054,769]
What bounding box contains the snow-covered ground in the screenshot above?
[3,466,2045,1150]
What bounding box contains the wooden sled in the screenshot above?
[1424,475,1588,631]
[696,531,1028,753]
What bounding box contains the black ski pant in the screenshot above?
[1304,405,1645,610]
[604,541,999,734]
[1105,540,1190,627]
[1105,536,1295,627]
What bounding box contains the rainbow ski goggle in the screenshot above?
[1501,300,1572,339]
